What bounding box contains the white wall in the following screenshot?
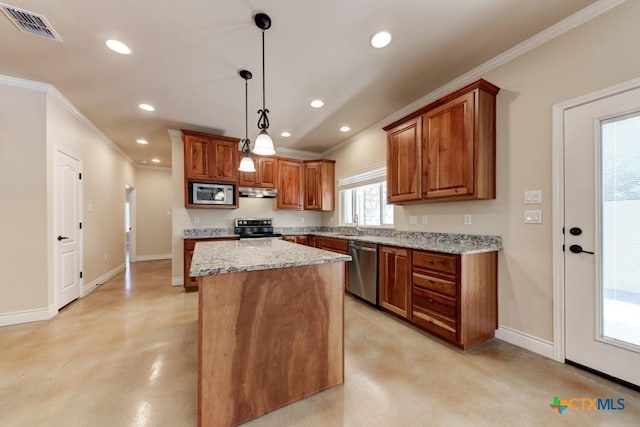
[0,82,49,316]
[135,167,172,260]
[169,131,324,284]
[324,1,640,344]
[0,76,136,325]
[46,93,135,292]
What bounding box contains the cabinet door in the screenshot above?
[258,157,277,188]
[211,138,238,183]
[277,159,303,210]
[184,134,211,180]
[386,117,422,203]
[304,162,321,210]
[379,246,411,318]
[422,91,474,199]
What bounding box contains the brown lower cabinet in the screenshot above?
[282,235,315,246]
[380,245,498,350]
[379,246,411,318]
[183,237,238,292]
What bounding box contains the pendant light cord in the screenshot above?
[257,29,270,130]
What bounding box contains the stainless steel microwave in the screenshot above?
[190,182,235,205]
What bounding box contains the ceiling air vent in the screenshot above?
[0,3,62,41]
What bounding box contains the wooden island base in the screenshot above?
[198,262,345,427]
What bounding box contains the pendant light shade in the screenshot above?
[238,69,256,172]
[253,13,276,156]
[253,130,275,155]
[239,154,256,172]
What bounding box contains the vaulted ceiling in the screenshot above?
[0,0,596,166]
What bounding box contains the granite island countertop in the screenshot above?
[190,238,352,277]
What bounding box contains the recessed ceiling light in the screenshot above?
[136,139,149,145]
[105,39,132,55]
[340,126,351,133]
[138,103,155,112]
[140,160,148,164]
[151,158,161,163]
[371,31,392,48]
[310,99,324,109]
[281,132,291,138]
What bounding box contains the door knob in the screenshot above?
[57,235,69,241]
[569,244,594,255]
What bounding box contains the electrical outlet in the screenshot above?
[409,215,418,225]
[300,217,305,223]
[87,203,93,212]
[104,253,108,261]
[166,210,171,216]
[464,214,472,225]
[194,216,200,224]
[421,215,428,225]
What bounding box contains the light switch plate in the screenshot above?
[194,216,200,224]
[409,215,418,225]
[524,190,542,205]
[464,214,472,225]
[421,215,428,225]
[524,210,543,224]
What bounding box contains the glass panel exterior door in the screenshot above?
[601,114,640,348]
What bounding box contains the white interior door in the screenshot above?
[55,149,82,309]
[564,86,640,387]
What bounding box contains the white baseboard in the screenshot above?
[0,304,57,327]
[172,277,184,287]
[495,325,554,359]
[135,254,172,262]
[82,263,126,297]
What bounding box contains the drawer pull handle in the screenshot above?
[428,260,434,264]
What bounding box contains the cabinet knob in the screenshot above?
[428,298,433,303]
[427,259,434,264]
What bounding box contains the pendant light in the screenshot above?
[238,69,256,172]
[253,12,276,156]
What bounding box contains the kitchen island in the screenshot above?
[190,238,351,427]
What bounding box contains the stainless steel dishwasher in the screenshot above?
[347,240,378,306]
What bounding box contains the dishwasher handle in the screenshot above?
[350,245,377,253]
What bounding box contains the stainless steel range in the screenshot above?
[234,218,282,239]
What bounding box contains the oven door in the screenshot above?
[192,183,235,205]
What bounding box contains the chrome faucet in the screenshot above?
[354,213,361,234]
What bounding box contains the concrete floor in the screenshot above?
[1,260,638,426]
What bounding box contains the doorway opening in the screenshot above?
[125,185,136,265]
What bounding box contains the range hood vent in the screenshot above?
[239,187,277,199]
[0,3,62,41]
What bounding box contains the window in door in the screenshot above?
[601,112,640,348]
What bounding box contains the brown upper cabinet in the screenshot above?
[183,130,239,183]
[239,155,278,188]
[277,158,303,210]
[383,79,499,203]
[303,159,335,211]
[386,117,422,203]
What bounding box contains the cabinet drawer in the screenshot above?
[412,272,456,297]
[412,310,457,342]
[413,287,456,319]
[413,251,457,274]
[315,237,348,254]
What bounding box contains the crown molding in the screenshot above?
[323,0,627,156]
[135,164,172,171]
[0,74,135,166]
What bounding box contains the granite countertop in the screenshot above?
[310,232,501,255]
[184,227,502,255]
[190,238,352,277]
